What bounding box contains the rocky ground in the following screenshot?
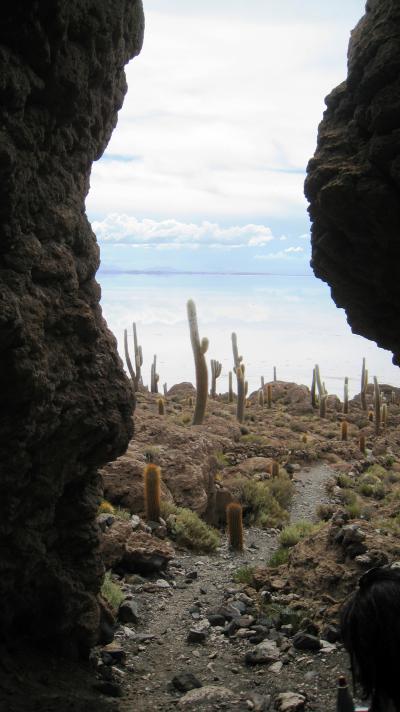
[4,379,400,712]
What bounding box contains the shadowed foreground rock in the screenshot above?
[305,0,400,365]
[0,0,143,656]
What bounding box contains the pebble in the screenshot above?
[171,672,203,693]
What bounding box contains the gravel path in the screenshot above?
[116,464,347,711]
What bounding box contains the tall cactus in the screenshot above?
[314,364,325,398]
[226,502,244,551]
[319,393,327,419]
[151,354,159,394]
[228,371,233,403]
[361,358,368,411]
[123,328,137,412]
[261,376,265,389]
[144,463,161,522]
[273,366,277,382]
[210,359,222,398]
[374,376,381,435]
[267,384,272,409]
[343,377,349,415]
[132,322,143,391]
[258,388,264,407]
[187,299,209,425]
[232,332,246,423]
[311,368,317,408]
[163,382,168,397]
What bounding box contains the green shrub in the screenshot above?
[215,451,229,468]
[366,464,388,479]
[345,500,362,519]
[98,499,115,515]
[233,566,255,585]
[268,475,294,510]
[316,503,335,521]
[101,571,124,611]
[114,507,131,521]
[279,520,315,548]
[173,508,220,552]
[232,476,292,529]
[268,547,290,567]
[336,473,353,489]
[357,474,386,500]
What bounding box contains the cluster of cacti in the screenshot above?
[210,359,222,398]
[232,332,247,423]
[144,463,161,522]
[150,354,159,394]
[341,420,348,441]
[343,377,349,415]
[187,299,209,425]
[361,358,368,411]
[374,376,381,435]
[226,502,244,551]
[228,371,233,403]
[158,398,165,415]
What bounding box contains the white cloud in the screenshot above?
[86,6,362,221]
[284,246,304,253]
[92,214,275,249]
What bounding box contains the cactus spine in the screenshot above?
[144,463,161,522]
[232,332,246,423]
[361,358,368,411]
[341,420,348,441]
[374,376,381,435]
[187,300,209,425]
[228,371,233,403]
[267,384,272,409]
[359,433,366,455]
[226,502,244,551]
[210,359,222,398]
[343,377,349,415]
[158,398,165,415]
[150,355,159,394]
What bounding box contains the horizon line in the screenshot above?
[98,268,313,278]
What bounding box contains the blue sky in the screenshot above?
[86,0,367,275]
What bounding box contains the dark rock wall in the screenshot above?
[305,0,400,365]
[0,0,144,655]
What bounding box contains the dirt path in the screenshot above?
[117,464,345,711]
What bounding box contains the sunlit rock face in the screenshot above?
[305,0,400,365]
[0,0,143,655]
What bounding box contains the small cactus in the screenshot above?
[368,410,374,422]
[359,433,366,455]
[341,420,348,441]
[343,377,349,415]
[226,502,244,551]
[144,463,161,522]
[158,398,165,415]
[267,384,272,409]
[187,300,209,425]
[302,434,308,444]
[210,359,222,398]
[270,460,279,477]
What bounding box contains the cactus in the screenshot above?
[132,322,143,391]
[273,366,277,382]
[343,377,349,415]
[163,382,168,397]
[144,463,161,522]
[382,403,388,428]
[123,328,137,412]
[232,333,246,423]
[374,376,381,435]
[391,390,396,405]
[341,420,348,441]
[158,398,165,415]
[314,364,324,398]
[258,388,264,407]
[361,358,368,411]
[150,354,159,394]
[270,460,279,477]
[226,502,244,551]
[368,410,374,422]
[311,368,317,408]
[228,371,233,403]
[319,393,327,419]
[261,376,265,389]
[359,433,366,455]
[267,384,272,409]
[210,359,222,398]
[187,299,208,425]
[302,434,308,444]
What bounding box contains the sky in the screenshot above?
[87,0,367,276]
